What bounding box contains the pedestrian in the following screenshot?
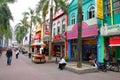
[6,48,13,65]
[16,48,19,59]
[28,51,31,58]
[0,48,2,58]
[58,57,67,70]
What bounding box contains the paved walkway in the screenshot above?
[0,51,120,80]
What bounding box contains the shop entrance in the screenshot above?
[82,38,97,62]
[104,37,120,62]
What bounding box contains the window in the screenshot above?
[57,21,60,34]
[105,0,110,16]
[71,15,76,24]
[88,6,95,19]
[62,19,65,33]
[82,12,84,20]
[62,24,65,33]
[53,28,56,36]
[57,26,60,34]
[113,0,120,14]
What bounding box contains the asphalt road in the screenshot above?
[0,51,120,80]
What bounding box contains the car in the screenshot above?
[22,48,28,54]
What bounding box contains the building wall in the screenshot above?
[68,0,97,61]
[101,0,120,61]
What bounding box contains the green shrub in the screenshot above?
[64,56,68,61]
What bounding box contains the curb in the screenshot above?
[65,65,99,74]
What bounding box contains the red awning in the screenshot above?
[109,44,120,46]
[109,36,120,46]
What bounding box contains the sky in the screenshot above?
[8,0,40,30]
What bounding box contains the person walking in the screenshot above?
[0,48,2,58]
[16,48,19,59]
[6,48,13,65]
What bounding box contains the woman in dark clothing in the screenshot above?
[6,48,13,65]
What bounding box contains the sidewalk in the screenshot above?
[24,54,98,74]
[45,56,98,74]
[65,62,98,74]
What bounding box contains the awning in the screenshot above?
[109,44,120,46]
[109,36,120,46]
[32,42,42,46]
[32,42,46,46]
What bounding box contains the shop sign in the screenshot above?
[83,39,96,44]
[82,24,98,38]
[67,18,98,40]
[101,24,120,36]
[67,24,78,39]
[109,36,120,46]
[44,24,50,35]
[34,34,41,40]
[96,0,103,19]
[53,9,64,19]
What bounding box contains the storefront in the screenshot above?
[82,38,97,61]
[43,36,49,55]
[67,18,98,61]
[52,34,66,57]
[101,24,120,62]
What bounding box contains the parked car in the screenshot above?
[22,48,28,54]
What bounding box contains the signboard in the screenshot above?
[53,9,64,19]
[109,36,120,46]
[34,33,41,40]
[67,23,98,40]
[101,24,120,36]
[44,24,50,35]
[97,0,103,19]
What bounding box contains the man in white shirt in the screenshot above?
[58,57,67,70]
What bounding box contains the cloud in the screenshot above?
[8,0,39,29]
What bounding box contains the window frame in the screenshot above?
[71,14,76,25]
[87,5,95,19]
[113,0,120,14]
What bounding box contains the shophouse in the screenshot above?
[67,0,98,61]
[100,0,120,62]
[32,24,42,52]
[42,19,50,55]
[52,9,68,57]
[23,24,41,53]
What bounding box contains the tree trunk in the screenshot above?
[48,6,53,60]
[77,0,82,68]
[29,24,32,52]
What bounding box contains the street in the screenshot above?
[0,51,120,80]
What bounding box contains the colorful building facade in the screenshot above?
[52,9,68,57]
[67,0,98,61]
[100,0,120,62]
[67,0,120,62]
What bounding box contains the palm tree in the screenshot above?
[22,8,41,51]
[36,0,67,60]
[0,0,15,3]
[0,3,13,33]
[0,0,16,38]
[15,23,28,44]
[77,0,82,68]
